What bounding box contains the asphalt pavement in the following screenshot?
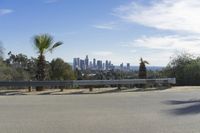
[0,90,200,133]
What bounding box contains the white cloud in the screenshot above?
[113,0,200,65]
[114,0,200,33]
[93,22,117,30]
[0,9,13,16]
[133,35,200,53]
[131,50,173,66]
[119,35,200,65]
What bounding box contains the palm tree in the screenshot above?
[34,34,62,90]
[138,58,149,79]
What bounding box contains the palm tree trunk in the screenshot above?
[36,54,46,91]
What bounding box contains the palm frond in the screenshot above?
[33,34,55,54]
[140,57,149,64]
[143,61,149,64]
[42,34,53,49]
[49,41,63,53]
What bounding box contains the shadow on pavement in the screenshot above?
[38,90,61,95]
[164,99,200,115]
[164,99,200,105]
[0,90,27,96]
[67,88,121,95]
[66,87,169,95]
[124,87,170,92]
[0,87,170,96]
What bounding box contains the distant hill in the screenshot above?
[115,66,164,71]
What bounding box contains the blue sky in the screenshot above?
[1,0,200,66]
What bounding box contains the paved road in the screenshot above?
[0,90,200,133]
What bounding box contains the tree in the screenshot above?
[50,58,76,80]
[0,59,30,81]
[7,52,29,69]
[6,52,38,80]
[0,43,4,60]
[50,58,76,91]
[162,52,200,85]
[33,34,62,81]
[138,58,149,79]
[33,34,62,91]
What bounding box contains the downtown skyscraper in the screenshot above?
[73,55,115,71]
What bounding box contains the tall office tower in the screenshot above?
[127,63,130,71]
[73,58,76,70]
[80,59,85,70]
[108,61,111,69]
[120,63,124,70]
[105,60,109,70]
[77,58,80,68]
[97,60,103,70]
[73,58,80,70]
[93,58,96,68]
[89,61,93,69]
[85,55,89,69]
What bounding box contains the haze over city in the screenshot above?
[1,0,200,66]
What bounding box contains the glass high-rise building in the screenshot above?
[97,60,103,70]
[127,63,130,71]
[93,58,96,68]
[73,58,80,70]
[105,60,109,70]
[80,59,85,70]
[85,55,89,69]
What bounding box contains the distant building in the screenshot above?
[73,58,80,70]
[73,58,76,70]
[93,58,96,68]
[120,63,123,70]
[97,60,103,70]
[105,60,109,70]
[89,61,93,68]
[127,63,130,71]
[80,59,85,70]
[110,64,115,70]
[85,55,89,69]
[72,55,117,71]
[103,63,105,70]
[109,61,111,67]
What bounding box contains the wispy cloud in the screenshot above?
[132,35,200,53]
[113,0,200,33]
[119,35,200,65]
[0,9,13,16]
[93,22,117,30]
[133,50,173,66]
[114,0,200,65]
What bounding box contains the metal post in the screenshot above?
[28,80,32,92]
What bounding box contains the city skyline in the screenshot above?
[1,0,200,66]
[73,55,135,71]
